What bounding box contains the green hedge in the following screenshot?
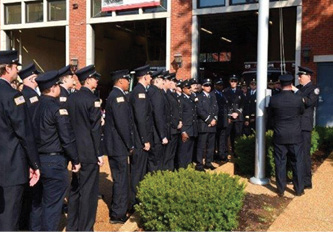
[315,126,333,152]
[235,129,320,178]
[135,168,246,231]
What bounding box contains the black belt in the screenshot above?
[40,152,63,156]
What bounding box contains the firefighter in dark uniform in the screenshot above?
[147,69,169,172]
[128,65,152,210]
[104,69,133,223]
[17,63,40,230]
[33,70,81,231]
[244,79,257,135]
[224,75,245,155]
[268,74,305,197]
[177,80,198,169]
[292,66,319,190]
[163,72,182,171]
[195,78,218,171]
[214,78,229,162]
[66,65,103,231]
[58,65,75,108]
[0,50,40,231]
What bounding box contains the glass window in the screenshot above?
[230,0,281,5]
[143,0,167,13]
[26,1,43,23]
[5,3,21,25]
[116,9,139,16]
[198,0,225,8]
[48,0,66,21]
[91,0,111,18]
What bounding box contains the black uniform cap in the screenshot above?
[18,63,40,80]
[202,78,212,86]
[0,50,21,65]
[162,70,170,79]
[169,72,177,82]
[215,78,223,85]
[150,69,163,79]
[35,70,60,92]
[75,65,101,82]
[110,69,130,82]
[250,79,256,85]
[189,78,198,85]
[134,65,150,77]
[58,65,73,78]
[297,66,314,75]
[176,79,183,87]
[229,74,239,81]
[279,74,294,82]
[181,79,191,89]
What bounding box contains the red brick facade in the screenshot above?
[69,0,87,69]
[302,0,333,81]
[170,0,193,80]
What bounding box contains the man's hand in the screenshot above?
[231,112,239,119]
[72,163,81,173]
[98,156,104,167]
[177,121,183,129]
[29,168,40,187]
[244,121,249,126]
[143,142,151,151]
[181,132,189,142]
[210,119,217,127]
[162,137,168,145]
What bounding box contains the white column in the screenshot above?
[191,15,199,80]
[0,30,10,50]
[66,25,70,65]
[86,24,95,65]
[294,5,302,85]
[165,1,171,70]
[250,0,270,186]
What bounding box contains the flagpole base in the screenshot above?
[250,176,270,185]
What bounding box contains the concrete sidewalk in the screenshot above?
[268,153,333,231]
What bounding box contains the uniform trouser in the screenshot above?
[29,182,42,231]
[38,155,68,231]
[226,121,243,152]
[19,183,32,230]
[130,149,148,208]
[196,132,216,168]
[108,155,129,219]
[0,184,24,231]
[274,143,304,195]
[215,127,228,160]
[148,143,164,172]
[163,134,179,171]
[177,137,195,169]
[302,131,312,187]
[67,163,99,231]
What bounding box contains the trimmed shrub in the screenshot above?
[316,126,333,152]
[135,168,246,231]
[235,129,320,178]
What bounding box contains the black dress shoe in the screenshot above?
[204,163,216,170]
[295,191,305,196]
[128,207,135,214]
[195,166,205,172]
[304,184,312,190]
[277,192,284,197]
[109,216,128,224]
[98,193,104,199]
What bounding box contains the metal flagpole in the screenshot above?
[250,0,270,185]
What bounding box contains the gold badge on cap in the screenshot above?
[59,109,68,115]
[14,96,25,105]
[30,96,39,104]
[116,97,125,103]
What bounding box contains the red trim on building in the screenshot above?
[101,2,160,12]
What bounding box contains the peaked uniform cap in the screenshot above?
[75,65,101,82]
[297,66,314,75]
[110,69,130,82]
[58,65,73,78]
[0,50,21,65]
[134,65,150,77]
[35,70,60,92]
[18,63,40,80]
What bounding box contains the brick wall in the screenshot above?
[170,0,193,80]
[302,0,333,81]
[69,0,87,69]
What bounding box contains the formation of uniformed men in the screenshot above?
[0,47,319,230]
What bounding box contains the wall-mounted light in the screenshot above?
[301,46,311,63]
[174,53,183,69]
[71,58,78,72]
[72,3,78,9]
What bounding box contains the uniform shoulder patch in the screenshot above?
[116,96,125,103]
[14,96,25,105]
[138,93,146,99]
[59,109,68,115]
[60,97,67,102]
[314,88,320,95]
[94,101,101,108]
[30,96,39,104]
